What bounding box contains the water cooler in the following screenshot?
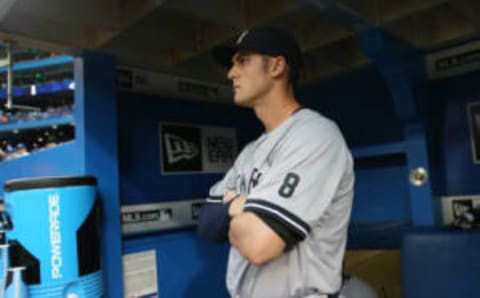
[2,176,102,297]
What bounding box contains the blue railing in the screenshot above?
[0,115,74,132]
[0,55,74,72]
[0,79,74,99]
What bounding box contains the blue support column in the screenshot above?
[74,51,124,297]
[304,0,435,225]
[360,30,420,122]
[403,124,435,225]
[360,29,434,225]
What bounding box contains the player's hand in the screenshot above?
[223,190,238,202]
[228,195,247,217]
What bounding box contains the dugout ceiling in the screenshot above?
[0,0,479,85]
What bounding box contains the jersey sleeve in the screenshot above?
[206,141,253,202]
[244,122,353,241]
[207,167,238,202]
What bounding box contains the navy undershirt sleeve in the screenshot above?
[252,211,303,251]
[197,200,233,242]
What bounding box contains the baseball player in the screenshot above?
[197,26,354,298]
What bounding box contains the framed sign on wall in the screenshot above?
[159,122,237,174]
[468,102,480,164]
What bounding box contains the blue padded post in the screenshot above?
[402,229,480,298]
[74,51,123,297]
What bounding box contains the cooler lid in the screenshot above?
[4,176,97,192]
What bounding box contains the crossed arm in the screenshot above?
[227,195,286,266]
[197,191,286,266]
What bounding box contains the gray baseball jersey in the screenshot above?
[208,108,354,298]
[340,275,378,298]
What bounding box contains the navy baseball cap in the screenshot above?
[212,26,303,71]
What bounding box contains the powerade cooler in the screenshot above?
[3,176,102,297]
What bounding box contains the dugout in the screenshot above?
[1,1,480,297]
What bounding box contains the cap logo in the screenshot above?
[236,30,249,45]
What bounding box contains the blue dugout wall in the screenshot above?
[117,91,262,204]
[428,71,480,196]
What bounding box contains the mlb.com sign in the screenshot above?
[160,123,237,174]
